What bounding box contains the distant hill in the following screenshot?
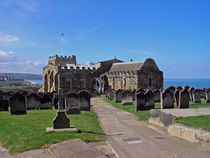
[0,73,42,80]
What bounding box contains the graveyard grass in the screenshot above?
[0,108,105,154]
[103,98,161,121]
[176,115,210,131]
[104,98,210,122]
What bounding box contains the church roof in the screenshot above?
[109,61,144,72]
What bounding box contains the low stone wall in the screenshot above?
[149,109,210,144]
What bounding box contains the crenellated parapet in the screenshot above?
[48,54,77,66]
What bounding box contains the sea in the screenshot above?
[27,79,210,89]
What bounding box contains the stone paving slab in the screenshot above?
[160,107,210,117]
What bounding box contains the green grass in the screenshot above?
[0,109,105,154]
[104,98,160,121]
[176,115,210,131]
[189,99,210,108]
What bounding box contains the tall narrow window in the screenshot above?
[149,77,152,87]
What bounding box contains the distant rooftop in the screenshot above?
[109,61,144,72]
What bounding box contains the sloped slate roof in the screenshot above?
[109,61,144,72]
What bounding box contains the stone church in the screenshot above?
[42,55,163,93]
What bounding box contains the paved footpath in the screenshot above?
[92,97,210,158]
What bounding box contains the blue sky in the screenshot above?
[0,0,210,78]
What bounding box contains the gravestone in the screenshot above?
[26,93,40,110]
[135,92,145,111]
[115,89,122,103]
[53,90,70,129]
[122,90,133,106]
[192,89,201,103]
[53,98,58,109]
[131,90,136,101]
[109,89,115,101]
[168,86,176,93]
[105,90,111,100]
[0,99,9,111]
[174,89,181,106]
[206,88,210,103]
[188,87,195,102]
[179,88,190,108]
[144,90,154,110]
[176,86,183,91]
[65,92,80,114]
[161,88,174,109]
[10,93,26,115]
[136,88,145,94]
[79,90,91,111]
[153,89,160,102]
[39,93,52,109]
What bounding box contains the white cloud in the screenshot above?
[0,50,44,74]
[0,32,19,42]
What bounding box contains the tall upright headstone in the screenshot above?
[79,90,91,111]
[161,88,174,109]
[188,87,195,102]
[122,90,133,106]
[65,91,80,114]
[192,89,201,103]
[179,88,190,108]
[153,89,160,102]
[135,92,145,111]
[144,90,154,110]
[10,93,26,115]
[206,88,210,103]
[115,89,122,103]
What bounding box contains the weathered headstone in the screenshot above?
[65,92,80,114]
[105,90,111,100]
[115,89,122,103]
[206,88,210,103]
[10,93,26,115]
[53,90,70,129]
[179,88,190,108]
[131,90,136,101]
[136,88,145,94]
[153,89,160,102]
[144,90,154,110]
[168,86,176,93]
[174,89,181,106]
[192,89,201,103]
[79,90,91,111]
[109,89,115,101]
[176,86,183,91]
[161,88,174,109]
[188,87,195,102]
[135,92,145,111]
[26,93,40,110]
[39,93,52,109]
[122,90,133,106]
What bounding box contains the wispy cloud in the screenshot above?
[0,32,19,42]
[0,50,44,74]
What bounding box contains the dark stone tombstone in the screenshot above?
[184,85,190,90]
[174,89,181,106]
[206,88,210,103]
[188,87,195,102]
[106,90,111,100]
[26,93,40,110]
[144,90,154,110]
[176,86,183,91]
[109,89,116,101]
[10,93,26,115]
[53,98,58,109]
[79,90,91,111]
[168,86,176,93]
[65,92,80,114]
[179,88,190,108]
[161,88,174,109]
[39,93,52,109]
[0,99,9,111]
[122,90,133,106]
[53,90,70,129]
[131,90,136,101]
[115,89,122,103]
[192,89,201,103]
[153,89,160,102]
[135,92,145,111]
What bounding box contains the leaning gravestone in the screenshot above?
[0,99,9,111]
[10,93,26,115]
[26,93,40,110]
[174,89,181,106]
[188,87,195,102]
[144,90,154,110]
[153,89,160,102]
[65,92,80,114]
[161,88,174,109]
[135,92,145,111]
[115,89,122,103]
[122,90,133,106]
[192,89,201,103]
[179,88,190,108]
[79,90,91,111]
[39,93,52,109]
[206,88,210,103]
